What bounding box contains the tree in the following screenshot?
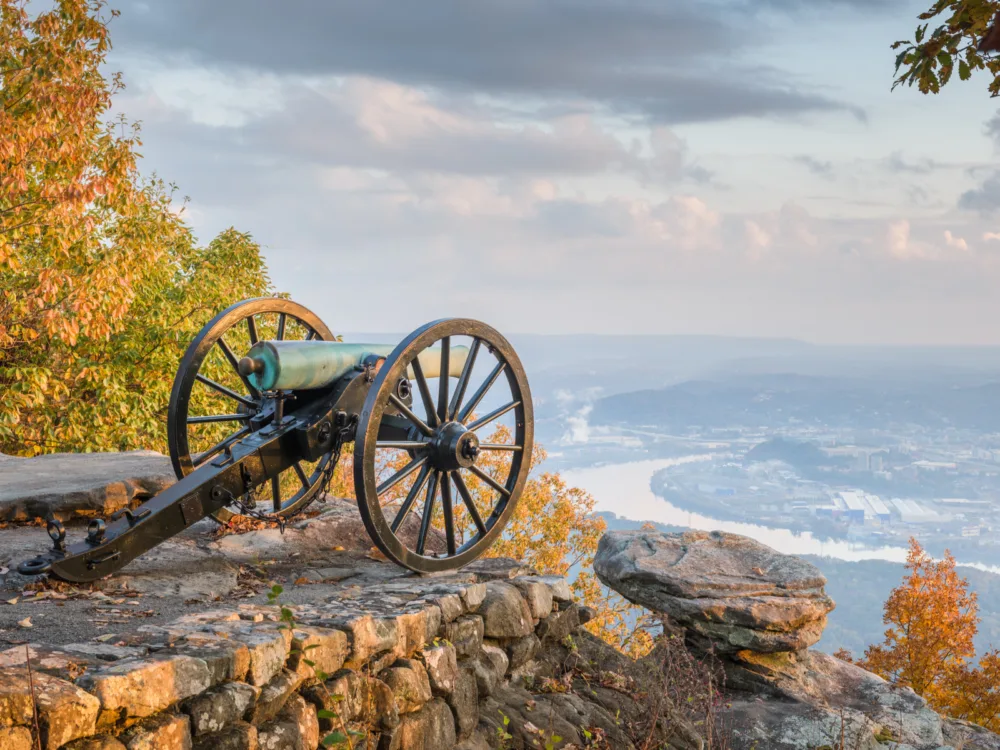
[891,1,1000,95]
[859,538,978,703]
[850,538,1000,731]
[0,0,274,454]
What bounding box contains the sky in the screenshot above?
[103,0,1000,345]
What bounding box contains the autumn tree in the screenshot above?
[0,0,274,454]
[859,538,978,702]
[847,538,1000,731]
[891,0,1000,95]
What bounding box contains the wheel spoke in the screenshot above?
[416,472,439,555]
[377,455,429,496]
[453,471,487,536]
[196,374,257,408]
[306,329,318,341]
[409,357,439,428]
[376,441,429,450]
[276,313,287,341]
[247,316,259,346]
[271,475,281,512]
[441,473,456,556]
[479,444,522,452]
[467,401,520,433]
[467,464,511,499]
[187,413,251,424]
[390,465,431,534]
[448,338,481,421]
[194,426,251,466]
[293,461,310,489]
[437,337,450,423]
[457,361,506,424]
[217,338,261,399]
[389,394,434,437]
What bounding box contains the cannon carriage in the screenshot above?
[18,298,533,581]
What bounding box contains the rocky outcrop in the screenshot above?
[594,529,834,654]
[596,529,1000,750]
[0,451,175,522]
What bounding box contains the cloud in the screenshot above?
[110,1,865,126]
[886,220,913,259]
[884,151,943,175]
[959,172,1000,214]
[944,230,969,252]
[793,155,835,178]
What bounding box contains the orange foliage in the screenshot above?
[852,538,1000,731]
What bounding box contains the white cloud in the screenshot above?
[944,230,969,252]
[886,220,914,259]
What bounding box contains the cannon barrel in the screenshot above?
[239,341,470,392]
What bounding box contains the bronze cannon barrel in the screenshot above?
[239,340,470,391]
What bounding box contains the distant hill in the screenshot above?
[589,373,1000,432]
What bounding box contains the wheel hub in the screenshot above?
[430,421,480,471]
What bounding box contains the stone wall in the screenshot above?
[0,563,587,750]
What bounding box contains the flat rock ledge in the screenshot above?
[0,451,175,522]
[595,529,1000,750]
[0,559,605,750]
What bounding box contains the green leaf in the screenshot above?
[317,709,340,719]
[959,59,972,80]
[916,23,927,43]
[321,731,348,746]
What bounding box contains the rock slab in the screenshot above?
[594,529,835,653]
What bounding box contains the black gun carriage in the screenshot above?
[18,298,533,582]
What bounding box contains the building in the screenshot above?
[836,491,866,524]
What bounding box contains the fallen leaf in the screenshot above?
[5,598,18,605]
[95,634,116,642]
[17,617,31,628]
[333,546,345,552]
[294,577,309,586]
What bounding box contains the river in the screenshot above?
[562,455,1000,571]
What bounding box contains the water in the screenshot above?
[562,455,1000,571]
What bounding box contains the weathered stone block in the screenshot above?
[0,726,33,750]
[505,633,540,671]
[536,604,582,643]
[459,583,487,611]
[420,643,458,695]
[392,698,457,750]
[0,671,33,727]
[191,722,257,750]
[479,583,533,639]
[511,579,553,620]
[518,575,572,603]
[247,669,303,725]
[442,615,483,659]
[257,695,318,750]
[120,713,192,750]
[433,594,464,623]
[218,630,288,687]
[289,626,347,679]
[173,638,250,685]
[446,668,478,738]
[380,659,432,714]
[183,681,259,736]
[76,654,211,719]
[470,645,508,697]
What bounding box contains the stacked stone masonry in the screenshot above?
[0,562,586,750]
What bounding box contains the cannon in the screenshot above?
[18,298,533,581]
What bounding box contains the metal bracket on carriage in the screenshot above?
[17,297,534,581]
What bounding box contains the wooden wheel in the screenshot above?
[167,298,337,524]
[354,319,533,573]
